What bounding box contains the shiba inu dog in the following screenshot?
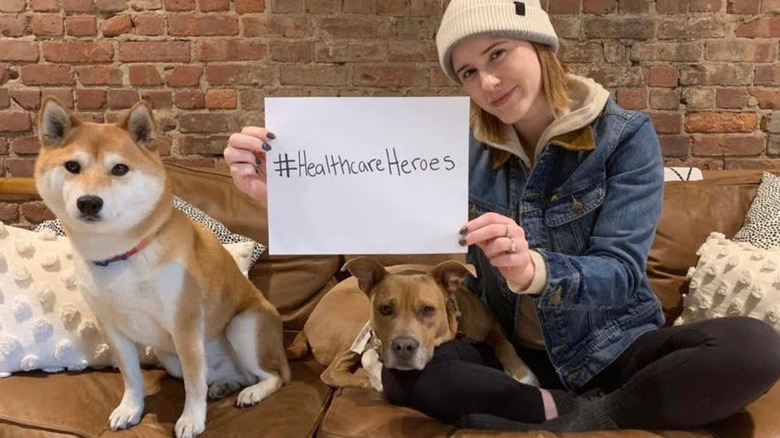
[33,97,290,438]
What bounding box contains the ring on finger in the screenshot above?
[508,239,518,253]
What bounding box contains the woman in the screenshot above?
[224,0,780,431]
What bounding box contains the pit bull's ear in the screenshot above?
[119,101,156,148]
[431,260,477,295]
[39,97,81,147]
[342,257,388,294]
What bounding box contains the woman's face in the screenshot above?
[451,36,545,125]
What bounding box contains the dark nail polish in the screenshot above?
[459,226,468,235]
[458,238,467,247]
[267,132,276,140]
[262,143,272,151]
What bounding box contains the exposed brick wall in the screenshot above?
[0,0,779,178]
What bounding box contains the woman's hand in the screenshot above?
[459,212,535,289]
[223,127,274,202]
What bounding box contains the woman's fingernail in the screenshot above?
[458,238,467,247]
[267,132,277,140]
[262,143,272,151]
[459,226,468,235]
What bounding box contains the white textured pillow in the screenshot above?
[0,222,255,377]
[733,172,780,250]
[675,232,780,332]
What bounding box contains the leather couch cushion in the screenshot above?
[0,356,329,438]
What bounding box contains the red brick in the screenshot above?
[179,136,229,155]
[619,0,650,12]
[236,0,265,12]
[66,15,98,36]
[119,41,190,62]
[376,0,405,15]
[130,0,163,10]
[128,65,163,86]
[583,0,615,13]
[63,0,94,12]
[279,65,346,86]
[548,0,580,13]
[12,137,41,155]
[410,0,442,15]
[205,89,237,109]
[102,14,133,36]
[659,135,691,157]
[32,14,64,36]
[0,0,25,12]
[32,0,60,11]
[272,0,303,13]
[165,66,202,87]
[656,0,688,13]
[682,88,714,109]
[355,66,425,87]
[649,112,682,134]
[206,65,275,85]
[749,90,780,109]
[570,65,645,87]
[550,16,580,38]
[21,65,75,85]
[707,41,776,62]
[238,89,264,110]
[716,89,748,109]
[269,41,312,62]
[21,201,55,222]
[319,16,389,39]
[680,64,753,86]
[765,0,780,12]
[693,135,765,156]
[0,112,31,132]
[685,112,757,133]
[243,16,309,37]
[0,41,39,62]
[77,89,108,110]
[630,42,701,61]
[690,0,721,11]
[0,203,19,223]
[199,40,267,61]
[169,16,238,36]
[648,66,678,87]
[133,14,165,35]
[76,66,123,85]
[559,42,604,63]
[735,17,780,38]
[650,89,680,110]
[199,0,229,10]
[96,0,126,11]
[174,91,205,109]
[387,41,437,62]
[657,16,726,39]
[10,90,41,110]
[306,0,335,13]
[107,89,139,109]
[616,88,647,109]
[727,0,759,13]
[139,90,172,109]
[41,89,73,107]
[3,17,28,40]
[755,65,780,86]
[179,113,243,133]
[164,0,195,10]
[725,158,780,170]
[43,41,114,63]
[0,89,8,109]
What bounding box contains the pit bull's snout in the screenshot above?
[77,195,103,218]
[390,337,420,362]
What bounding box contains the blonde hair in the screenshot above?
[471,43,569,144]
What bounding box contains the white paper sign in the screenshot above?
[265,97,470,255]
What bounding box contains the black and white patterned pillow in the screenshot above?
[733,172,780,250]
[34,196,266,268]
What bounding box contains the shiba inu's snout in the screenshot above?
[76,195,104,220]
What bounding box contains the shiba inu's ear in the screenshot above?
[119,101,156,148]
[39,96,81,147]
[430,261,476,295]
[342,257,388,294]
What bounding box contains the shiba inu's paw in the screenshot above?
[208,379,243,400]
[235,373,282,407]
[108,401,143,430]
[175,414,205,438]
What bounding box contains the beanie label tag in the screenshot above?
[514,1,526,15]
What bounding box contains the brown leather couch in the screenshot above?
[0,164,777,438]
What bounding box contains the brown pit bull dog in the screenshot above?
[312,257,538,392]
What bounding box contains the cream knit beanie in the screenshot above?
[436,0,559,83]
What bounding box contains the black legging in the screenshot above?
[382,316,780,430]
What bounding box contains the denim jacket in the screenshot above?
[465,96,665,391]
